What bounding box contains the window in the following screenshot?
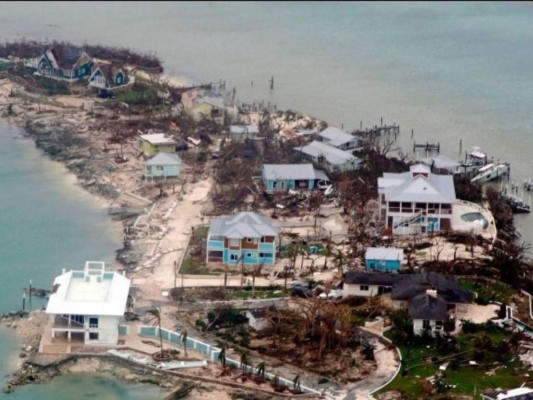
[229,239,240,247]
[89,317,99,328]
[246,253,252,258]
[89,332,99,340]
[230,253,239,261]
[435,321,443,330]
[246,238,256,243]
[423,320,431,329]
[156,165,164,171]
[360,285,369,291]
[259,253,272,258]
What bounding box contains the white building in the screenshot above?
[378,164,456,235]
[318,127,362,151]
[294,140,361,172]
[45,261,130,346]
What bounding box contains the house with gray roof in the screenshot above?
[143,153,182,180]
[262,164,329,192]
[318,127,362,151]
[344,271,473,336]
[206,212,280,266]
[294,140,361,172]
[378,163,456,235]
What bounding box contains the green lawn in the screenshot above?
[380,328,530,399]
[459,279,515,304]
[230,289,290,300]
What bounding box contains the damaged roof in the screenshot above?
[391,272,473,303]
[408,293,448,320]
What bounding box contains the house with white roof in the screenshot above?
[294,140,361,172]
[144,153,182,180]
[45,261,130,346]
[138,133,177,157]
[318,127,362,151]
[206,212,280,266]
[262,163,329,192]
[365,247,404,271]
[378,164,456,235]
[229,124,260,141]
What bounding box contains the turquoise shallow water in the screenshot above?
[0,123,162,398]
[0,2,531,397]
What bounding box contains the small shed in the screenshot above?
[246,308,271,331]
[365,247,404,271]
[144,153,182,180]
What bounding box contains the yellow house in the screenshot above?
[138,133,177,157]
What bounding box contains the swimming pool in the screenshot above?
[460,212,489,229]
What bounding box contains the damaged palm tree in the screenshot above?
[146,306,165,359]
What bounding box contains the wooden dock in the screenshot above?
[353,124,400,139]
[413,142,440,153]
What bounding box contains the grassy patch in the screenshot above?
[230,289,290,300]
[179,257,215,275]
[459,279,514,304]
[380,327,530,399]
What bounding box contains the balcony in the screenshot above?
[259,242,275,251]
[207,240,224,250]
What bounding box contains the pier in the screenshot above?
[354,124,400,141]
[413,142,440,154]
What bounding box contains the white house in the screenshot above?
[318,127,361,151]
[294,140,361,172]
[246,308,271,331]
[343,272,401,298]
[45,261,130,346]
[378,164,456,235]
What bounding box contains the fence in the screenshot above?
[138,325,322,395]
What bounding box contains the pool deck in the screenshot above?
[451,200,497,242]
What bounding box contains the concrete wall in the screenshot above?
[86,315,120,345]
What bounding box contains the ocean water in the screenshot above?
[0,2,531,397]
[0,122,162,397]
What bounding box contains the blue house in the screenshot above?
[88,62,130,94]
[365,247,404,272]
[36,44,93,82]
[144,153,182,180]
[262,164,329,192]
[206,212,279,266]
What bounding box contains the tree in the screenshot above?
[217,343,227,368]
[146,306,164,357]
[240,351,249,374]
[180,329,188,358]
[255,362,266,380]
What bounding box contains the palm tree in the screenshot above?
[217,343,227,368]
[146,306,164,357]
[293,374,301,393]
[180,329,188,358]
[255,362,266,380]
[240,351,249,374]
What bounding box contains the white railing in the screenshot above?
[138,325,322,395]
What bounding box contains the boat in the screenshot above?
[501,193,531,214]
[466,146,487,166]
[471,162,510,184]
